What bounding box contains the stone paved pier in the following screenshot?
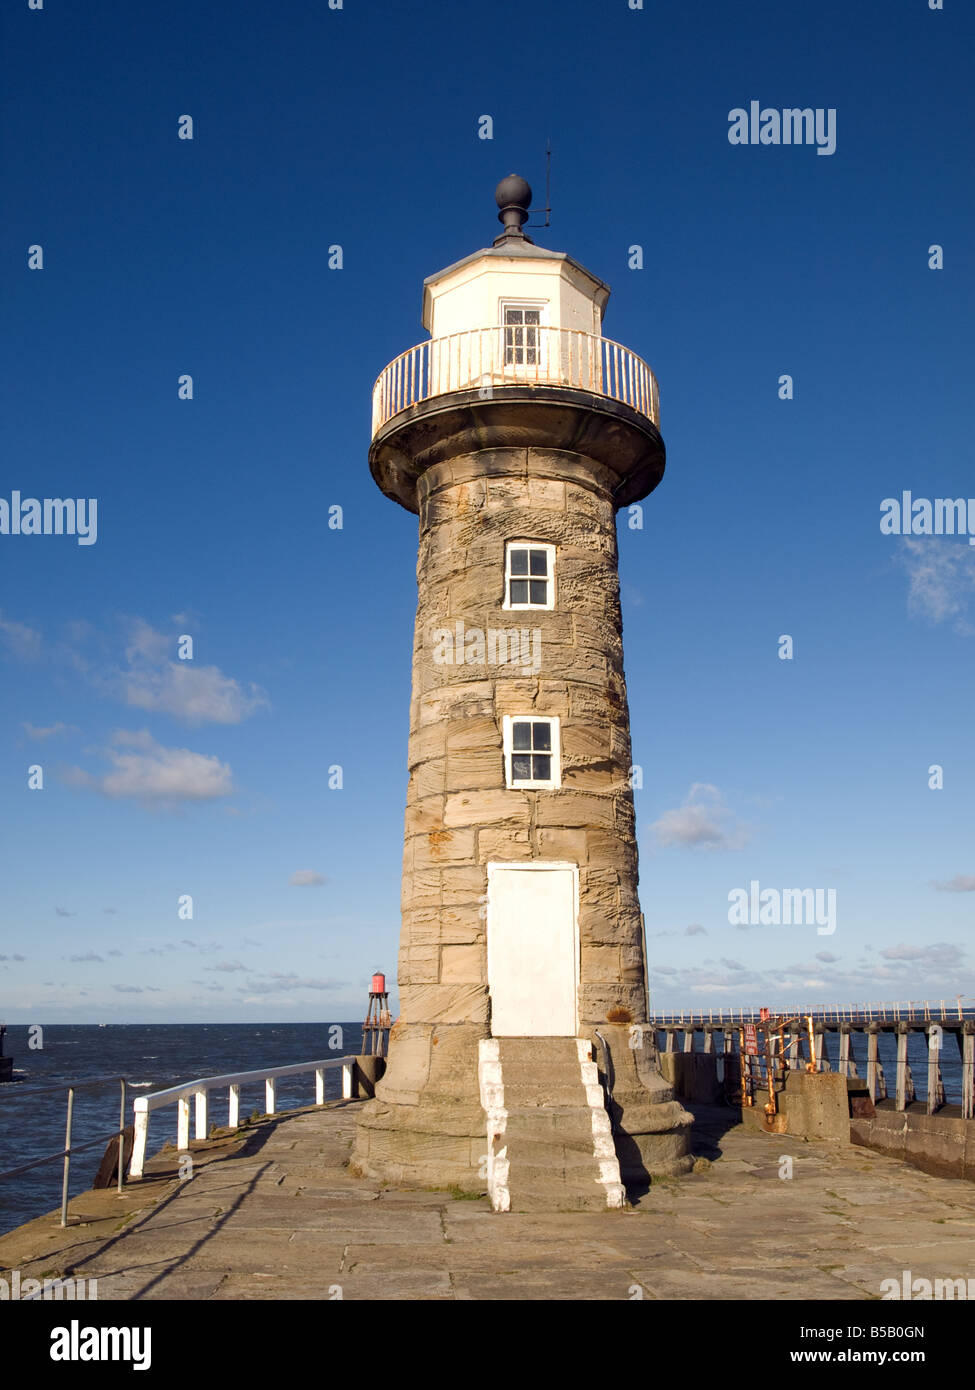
[3,1100,975,1301]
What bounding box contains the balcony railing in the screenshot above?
[371,326,660,437]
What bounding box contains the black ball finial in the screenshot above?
[495,174,532,212]
[494,174,533,241]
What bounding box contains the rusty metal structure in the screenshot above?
[654,1000,975,1122]
[362,973,392,1059]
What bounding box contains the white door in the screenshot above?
[487,863,578,1036]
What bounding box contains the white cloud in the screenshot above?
[879,942,964,968]
[77,618,270,725]
[898,539,975,631]
[123,661,269,725]
[124,618,171,665]
[242,972,343,995]
[0,611,42,660]
[68,729,234,805]
[649,783,749,850]
[23,721,74,740]
[290,870,327,887]
[933,875,975,893]
[648,942,972,1007]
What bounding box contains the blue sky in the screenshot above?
[1,0,973,1022]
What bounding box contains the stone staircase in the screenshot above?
[478,1037,625,1212]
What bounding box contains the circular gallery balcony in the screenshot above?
[371,325,660,440]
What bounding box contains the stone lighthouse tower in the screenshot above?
[353,177,692,1209]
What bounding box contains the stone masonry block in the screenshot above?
[399,983,490,1025]
[440,943,486,984]
[477,827,531,860]
[446,749,503,791]
[411,828,477,868]
[440,865,487,904]
[444,789,531,829]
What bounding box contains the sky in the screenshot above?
[1,0,973,1023]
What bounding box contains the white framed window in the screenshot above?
[502,715,561,789]
[501,301,548,368]
[503,540,555,610]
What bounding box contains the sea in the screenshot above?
[0,1022,363,1237]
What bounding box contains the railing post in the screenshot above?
[228,1084,240,1128]
[60,1086,75,1228]
[130,1099,149,1179]
[117,1079,126,1195]
[177,1095,190,1150]
[926,1026,944,1114]
[867,1029,879,1103]
[195,1088,208,1140]
[961,1028,974,1121]
[342,1060,354,1100]
[315,1068,325,1105]
[895,1027,909,1111]
[265,1077,276,1114]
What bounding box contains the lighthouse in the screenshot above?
[353,177,692,1209]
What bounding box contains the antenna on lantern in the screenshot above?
[524,139,552,229]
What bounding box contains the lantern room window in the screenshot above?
[502,302,547,367]
[503,715,561,789]
[504,541,555,610]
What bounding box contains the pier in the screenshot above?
[652,1001,975,1117]
[3,1097,975,1302]
[3,999,974,1299]
[651,1001,975,1181]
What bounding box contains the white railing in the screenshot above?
[649,1000,974,1027]
[129,1056,356,1179]
[371,326,660,436]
